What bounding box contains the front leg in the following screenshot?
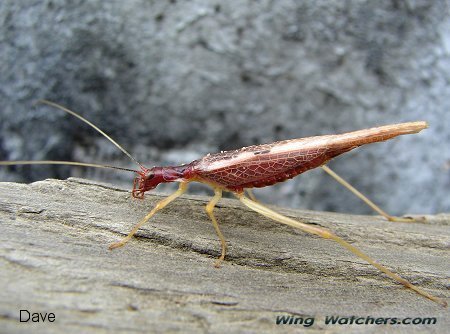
[109,182,189,250]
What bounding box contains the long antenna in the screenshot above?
[0,160,138,173]
[37,100,145,169]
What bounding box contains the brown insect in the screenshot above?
[1,100,446,307]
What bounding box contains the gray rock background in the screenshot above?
[1,0,449,215]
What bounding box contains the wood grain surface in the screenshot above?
[0,178,448,333]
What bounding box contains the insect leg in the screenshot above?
[109,182,189,250]
[237,193,446,307]
[246,189,258,202]
[321,165,424,223]
[205,187,227,268]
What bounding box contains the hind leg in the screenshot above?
[321,165,425,223]
[236,192,446,307]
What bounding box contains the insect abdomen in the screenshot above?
[193,122,427,191]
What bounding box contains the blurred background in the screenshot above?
[1,0,449,215]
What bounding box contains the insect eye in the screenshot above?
[147,174,154,180]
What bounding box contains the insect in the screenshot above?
[0,100,446,307]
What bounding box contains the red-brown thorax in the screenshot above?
[132,164,195,198]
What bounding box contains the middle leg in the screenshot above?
[205,187,227,268]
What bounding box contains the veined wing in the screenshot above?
[194,136,331,189]
[193,122,427,190]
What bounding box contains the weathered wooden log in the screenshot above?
[0,178,448,333]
